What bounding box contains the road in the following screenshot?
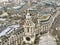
[51,11,60,45]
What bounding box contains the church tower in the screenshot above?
[22,0,36,44]
[23,10,36,44]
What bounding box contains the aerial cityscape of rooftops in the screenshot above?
[0,0,60,45]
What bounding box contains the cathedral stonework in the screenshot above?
[0,0,60,45]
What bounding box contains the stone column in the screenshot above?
[16,34,18,45]
[19,33,21,45]
[9,38,11,45]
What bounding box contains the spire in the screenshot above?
[27,0,31,8]
[27,0,31,15]
[26,0,31,19]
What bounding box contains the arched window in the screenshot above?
[27,27,29,32]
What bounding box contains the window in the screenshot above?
[31,28,32,32]
[27,27,29,32]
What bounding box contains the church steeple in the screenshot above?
[22,0,36,44]
[27,0,31,8]
[26,0,31,20]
